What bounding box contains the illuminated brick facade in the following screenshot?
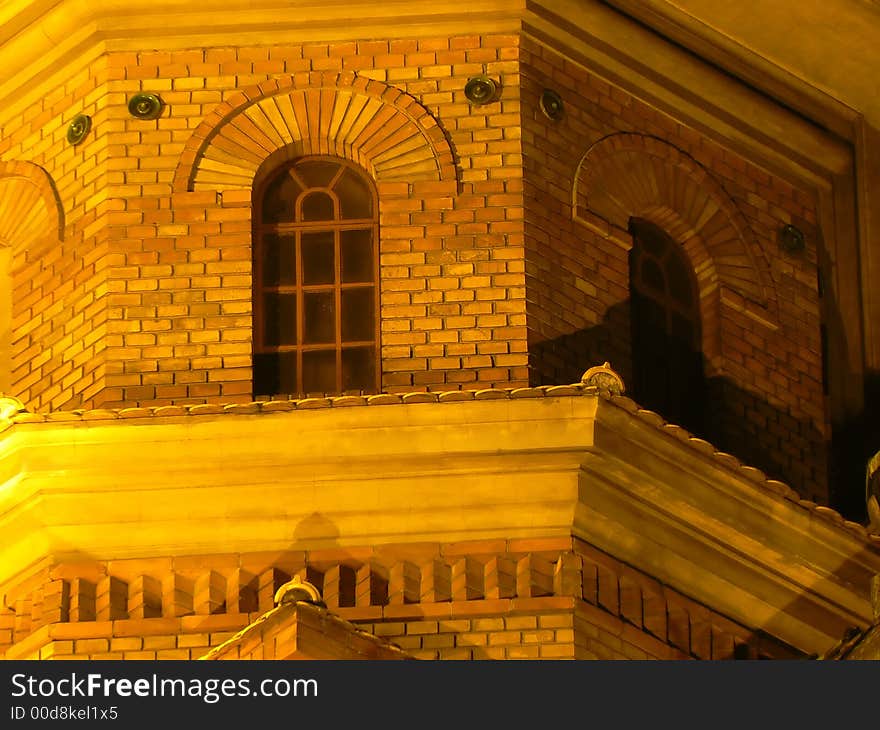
[1,1,878,661]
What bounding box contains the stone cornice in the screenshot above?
[575,404,878,649]
[1,385,872,539]
[601,0,863,138]
[1,385,878,653]
[603,0,878,131]
[0,0,851,182]
[0,0,523,126]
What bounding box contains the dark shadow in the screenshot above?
[291,511,341,548]
[529,299,832,505]
[828,370,880,522]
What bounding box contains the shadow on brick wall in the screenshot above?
[828,371,880,522]
[527,300,833,509]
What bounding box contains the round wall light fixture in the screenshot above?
[128,92,164,120]
[779,223,805,253]
[66,114,92,145]
[464,76,499,105]
[540,89,564,120]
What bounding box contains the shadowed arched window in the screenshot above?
[253,157,379,397]
[629,218,704,434]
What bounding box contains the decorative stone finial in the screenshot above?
[0,395,26,421]
[273,575,323,607]
[580,362,625,397]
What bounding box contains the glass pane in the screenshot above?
[301,192,335,221]
[262,292,297,346]
[341,229,374,283]
[302,349,337,394]
[303,291,336,344]
[640,257,666,294]
[341,287,375,342]
[342,347,375,392]
[293,160,340,188]
[670,311,697,346]
[260,233,296,287]
[335,167,373,219]
[665,251,694,308]
[301,231,335,285]
[253,352,297,397]
[261,172,301,223]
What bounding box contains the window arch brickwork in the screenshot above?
[573,133,778,332]
[172,73,458,193]
[0,161,65,406]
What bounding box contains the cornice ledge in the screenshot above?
[0,0,526,118]
[592,396,878,557]
[574,398,880,651]
[598,0,861,138]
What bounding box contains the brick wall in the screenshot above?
[1,59,111,413]
[519,39,827,501]
[2,36,533,410]
[90,36,530,408]
[5,615,241,660]
[2,32,828,499]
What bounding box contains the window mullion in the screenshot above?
[335,224,342,393]
[372,221,380,392]
[295,229,303,396]
[254,231,263,354]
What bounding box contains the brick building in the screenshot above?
[1,0,880,660]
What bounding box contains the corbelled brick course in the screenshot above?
[0,536,803,661]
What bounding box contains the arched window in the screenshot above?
[629,218,704,434]
[253,157,379,397]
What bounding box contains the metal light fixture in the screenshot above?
[464,75,499,105]
[540,89,564,120]
[66,114,91,145]
[128,92,164,120]
[779,224,805,253]
[274,576,324,607]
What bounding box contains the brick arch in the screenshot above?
[0,161,62,397]
[173,73,458,193]
[0,161,64,252]
[573,134,777,327]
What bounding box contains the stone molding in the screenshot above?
[2,385,878,654]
